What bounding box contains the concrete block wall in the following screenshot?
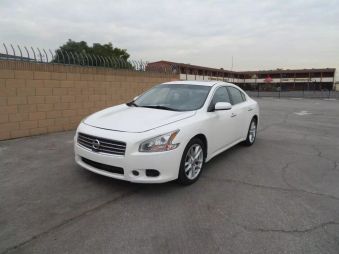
[0,61,178,140]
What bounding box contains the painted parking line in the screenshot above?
[294,110,312,116]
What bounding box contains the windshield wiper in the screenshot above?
[141,105,179,111]
[126,101,138,107]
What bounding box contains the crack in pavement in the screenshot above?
[2,187,142,254]
[211,203,339,236]
[310,144,339,165]
[278,160,339,201]
[204,160,339,236]
[202,175,294,192]
[321,160,339,182]
[311,144,323,159]
[202,175,339,201]
[234,220,339,235]
[281,161,296,189]
[279,144,339,201]
[308,144,339,181]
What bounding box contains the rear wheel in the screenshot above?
[244,118,257,146]
[177,138,205,185]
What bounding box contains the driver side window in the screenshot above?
[208,87,231,111]
[227,87,245,105]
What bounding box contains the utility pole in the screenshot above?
[231,56,234,82]
[231,56,234,71]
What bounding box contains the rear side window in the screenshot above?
[227,87,245,105]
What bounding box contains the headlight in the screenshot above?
[139,130,180,152]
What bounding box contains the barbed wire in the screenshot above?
[0,43,179,74]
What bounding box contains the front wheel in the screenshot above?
[243,118,257,146]
[177,138,205,185]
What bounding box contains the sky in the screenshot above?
[0,0,338,77]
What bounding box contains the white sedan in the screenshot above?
[74,81,259,185]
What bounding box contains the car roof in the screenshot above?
[162,80,236,87]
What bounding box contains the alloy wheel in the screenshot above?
[249,121,257,143]
[184,144,204,180]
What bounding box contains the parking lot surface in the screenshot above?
[1,98,339,254]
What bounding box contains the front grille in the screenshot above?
[81,157,124,175]
[77,132,126,155]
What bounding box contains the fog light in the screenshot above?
[132,170,139,176]
[145,169,160,177]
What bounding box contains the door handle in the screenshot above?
[231,113,237,118]
[248,108,254,111]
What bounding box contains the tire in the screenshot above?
[177,138,205,185]
[243,118,257,146]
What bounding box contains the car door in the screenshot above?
[206,86,238,155]
[227,86,249,140]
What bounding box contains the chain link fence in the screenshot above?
[179,71,337,99]
[237,83,338,99]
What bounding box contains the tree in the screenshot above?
[53,39,130,67]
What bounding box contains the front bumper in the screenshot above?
[74,125,183,183]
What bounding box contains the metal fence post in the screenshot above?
[279,83,281,98]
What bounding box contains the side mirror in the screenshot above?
[214,102,232,111]
[133,96,139,101]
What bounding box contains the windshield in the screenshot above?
[129,84,211,111]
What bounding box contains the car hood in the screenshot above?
[83,104,196,133]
